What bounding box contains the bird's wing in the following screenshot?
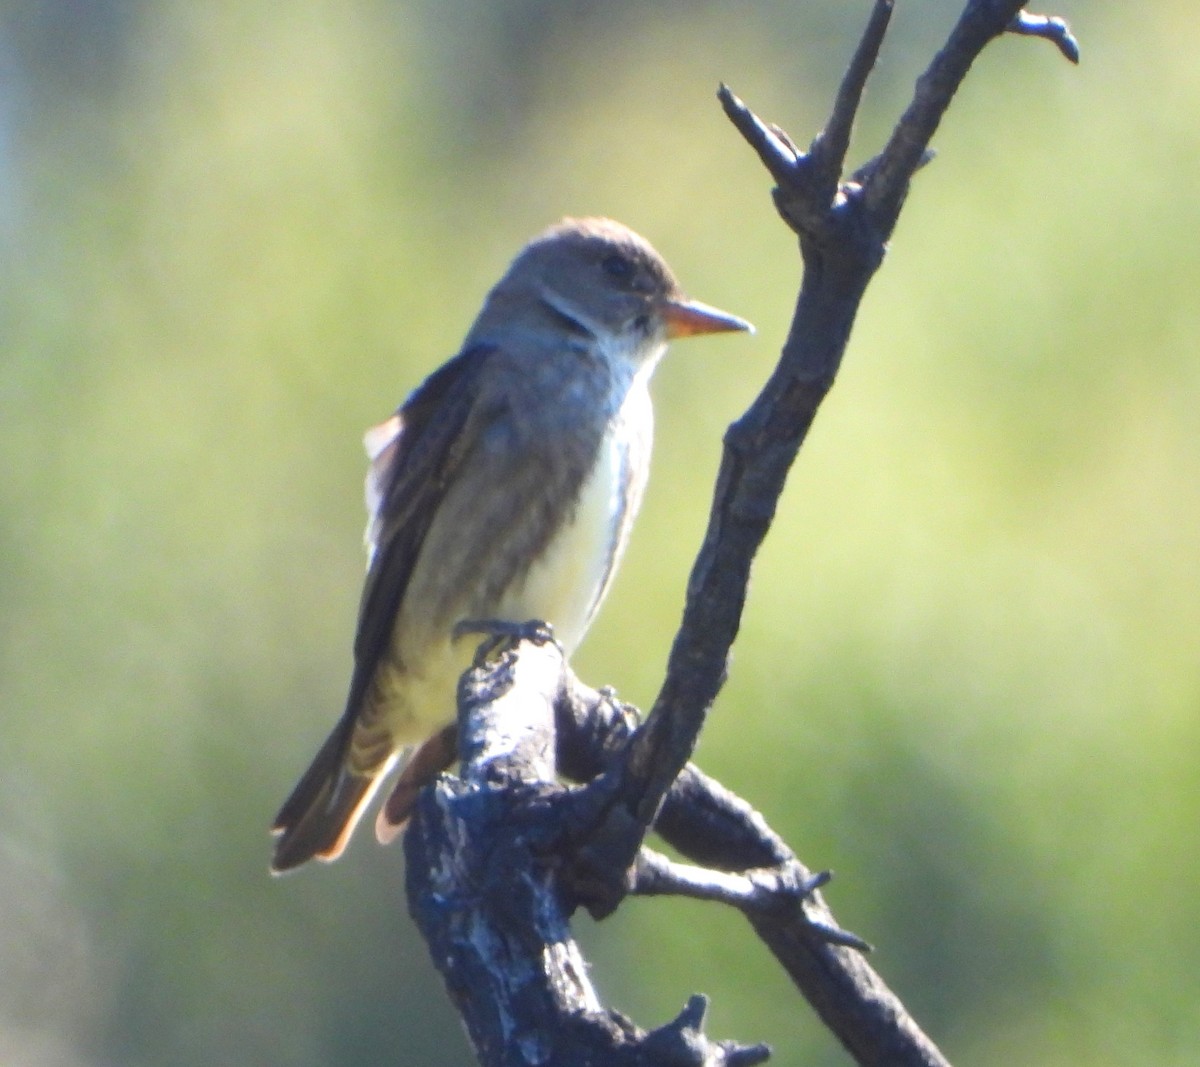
[348,343,496,706]
[270,345,497,858]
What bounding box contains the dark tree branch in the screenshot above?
[407,640,771,1066]
[862,5,1079,226]
[567,0,1077,918]
[407,3,1078,1064]
[557,675,954,1063]
[814,0,894,187]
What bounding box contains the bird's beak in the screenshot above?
[662,298,754,340]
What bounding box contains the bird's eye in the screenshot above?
[601,253,635,282]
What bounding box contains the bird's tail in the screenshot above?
[374,724,458,844]
[270,721,400,874]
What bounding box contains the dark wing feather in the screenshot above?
[348,343,496,704]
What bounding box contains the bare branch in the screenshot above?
[864,1,1077,225]
[557,675,949,1065]
[717,85,800,191]
[809,0,895,191]
[406,639,771,1066]
[573,0,1078,913]
[631,849,838,928]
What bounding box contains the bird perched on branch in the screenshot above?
[270,217,752,872]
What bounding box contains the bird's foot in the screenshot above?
[454,618,560,666]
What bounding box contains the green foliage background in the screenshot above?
[3,2,1197,1064]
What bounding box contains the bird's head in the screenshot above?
[473,217,752,367]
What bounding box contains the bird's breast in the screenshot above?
[495,375,653,653]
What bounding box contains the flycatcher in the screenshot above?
[270,217,752,872]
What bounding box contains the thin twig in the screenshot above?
[810,0,895,189]
[717,84,799,188]
[1008,10,1081,63]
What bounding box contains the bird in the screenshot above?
[270,216,752,872]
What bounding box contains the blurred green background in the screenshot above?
[3,1,1197,1064]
